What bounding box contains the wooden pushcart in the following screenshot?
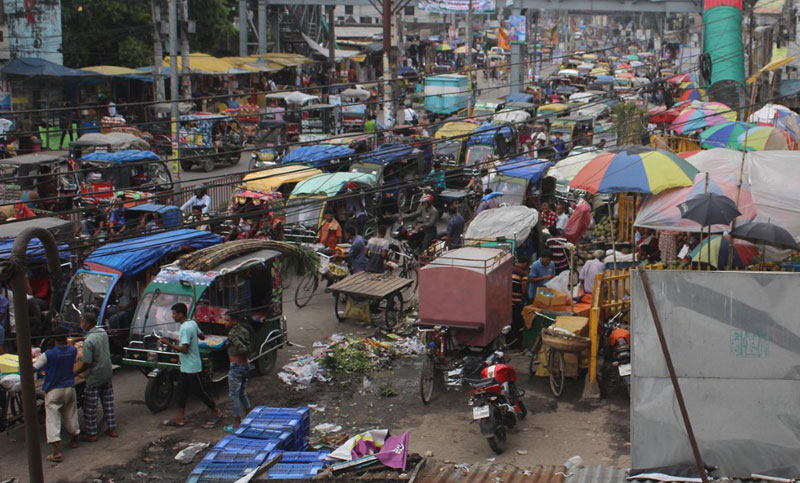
[327,272,412,328]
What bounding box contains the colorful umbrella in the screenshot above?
[679,81,698,90]
[615,63,632,70]
[668,73,692,84]
[698,121,752,149]
[630,60,645,67]
[437,43,452,52]
[649,105,682,124]
[672,105,732,134]
[568,146,699,194]
[737,125,793,151]
[679,88,706,102]
[690,235,758,268]
[748,103,794,124]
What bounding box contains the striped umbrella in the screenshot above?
[698,121,752,149]
[671,104,734,134]
[737,125,794,151]
[679,88,707,102]
[568,146,699,194]
[690,235,758,268]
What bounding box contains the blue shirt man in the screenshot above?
[346,228,368,273]
[528,250,556,301]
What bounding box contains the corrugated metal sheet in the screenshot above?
[568,465,628,483]
[417,461,565,483]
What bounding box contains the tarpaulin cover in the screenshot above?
[126,203,182,228]
[0,58,91,77]
[282,145,355,167]
[506,92,534,103]
[80,150,161,163]
[497,157,554,184]
[464,205,539,244]
[0,239,70,261]
[291,172,377,198]
[468,122,514,146]
[358,143,415,165]
[631,270,800,478]
[703,6,745,85]
[86,229,223,277]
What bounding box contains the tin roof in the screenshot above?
[417,461,566,483]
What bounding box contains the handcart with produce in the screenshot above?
[415,247,514,404]
[326,271,412,329]
[539,326,591,397]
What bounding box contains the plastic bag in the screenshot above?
[545,270,571,294]
[174,442,209,464]
[344,297,371,323]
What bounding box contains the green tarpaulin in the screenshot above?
[704,6,745,86]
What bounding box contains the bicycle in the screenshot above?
[540,327,591,398]
[294,252,347,308]
[389,241,419,302]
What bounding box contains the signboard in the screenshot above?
[508,15,526,44]
[0,77,11,112]
[418,0,496,13]
[3,0,64,65]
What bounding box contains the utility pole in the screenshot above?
[532,10,539,81]
[152,0,166,103]
[466,0,473,116]
[383,0,394,127]
[179,0,191,99]
[168,0,180,185]
[510,7,522,93]
[327,5,336,85]
[239,0,248,56]
[258,0,267,53]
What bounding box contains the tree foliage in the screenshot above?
[612,102,648,146]
[62,0,239,68]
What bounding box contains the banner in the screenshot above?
[418,0,496,13]
[497,28,510,50]
[508,15,526,44]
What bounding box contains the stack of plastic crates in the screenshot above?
[266,450,331,479]
[187,437,280,483]
[235,406,311,451]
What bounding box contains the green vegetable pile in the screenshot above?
[320,338,396,375]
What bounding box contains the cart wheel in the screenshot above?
[145,372,174,413]
[334,293,348,322]
[420,354,436,405]
[528,336,543,376]
[180,160,193,172]
[255,343,278,376]
[400,264,418,302]
[201,157,215,172]
[294,273,318,308]
[397,189,408,211]
[383,292,403,328]
[547,349,566,398]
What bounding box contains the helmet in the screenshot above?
[195,184,207,196]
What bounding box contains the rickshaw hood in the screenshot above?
[243,165,324,193]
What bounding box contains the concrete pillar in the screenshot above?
[509,7,522,93]
[239,0,248,56]
[258,0,267,54]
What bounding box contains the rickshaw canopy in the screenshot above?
[340,88,371,100]
[464,205,540,245]
[282,144,355,167]
[497,156,554,184]
[538,103,569,116]
[506,92,534,103]
[86,229,223,277]
[359,143,416,165]
[243,165,324,193]
[125,203,182,227]
[71,133,128,150]
[291,172,377,198]
[80,149,161,163]
[434,121,478,140]
[492,109,530,124]
[266,91,320,105]
[468,122,514,146]
[0,238,71,262]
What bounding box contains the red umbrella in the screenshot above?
[668,73,691,84]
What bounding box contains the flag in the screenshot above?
[498,28,510,50]
[550,25,559,44]
[375,432,409,471]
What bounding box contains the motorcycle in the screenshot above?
[391,222,426,257]
[603,309,631,396]
[465,327,527,454]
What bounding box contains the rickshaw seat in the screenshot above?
[85,182,114,198]
[195,305,225,323]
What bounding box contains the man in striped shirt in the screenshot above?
[545,236,571,274]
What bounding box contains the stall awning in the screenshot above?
[163,53,250,74]
[251,53,316,68]
[301,33,361,61]
[219,56,281,73]
[335,26,382,39]
[1,57,90,77]
[81,65,154,82]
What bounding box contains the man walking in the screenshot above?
[161,303,221,427]
[222,312,251,432]
[33,328,80,462]
[74,312,118,441]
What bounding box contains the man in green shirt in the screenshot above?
[161,303,220,427]
[74,312,118,441]
[222,312,252,432]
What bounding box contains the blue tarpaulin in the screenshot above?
[498,157,554,184]
[0,58,91,77]
[468,122,514,146]
[358,143,415,165]
[506,92,534,103]
[80,150,161,163]
[86,229,222,277]
[125,203,182,228]
[0,239,70,261]
[283,145,355,168]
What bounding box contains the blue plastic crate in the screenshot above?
[200,449,269,465]
[266,462,325,479]
[187,460,261,483]
[213,436,280,454]
[239,415,306,438]
[233,425,293,447]
[270,450,330,463]
[247,406,310,424]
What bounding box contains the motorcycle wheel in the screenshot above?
[419,354,436,405]
[517,399,528,419]
[548,349,566,398]
[145,372,174,413]
[294,273,318,308]
[487,426,507,454]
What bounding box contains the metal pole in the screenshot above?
[258,0,268,54]
[466,0,473,116]
[382,0,394,127]
[327,5,336,79]
[510,7,522,93]
[239,0,248,56]
[152,0,166,103]
[168,0,180,188]
[2,228,65,483]
[637,268,709,483]
[179,0,191,99]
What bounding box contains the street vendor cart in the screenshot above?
[327,272,411,328]
[415,247,513,404]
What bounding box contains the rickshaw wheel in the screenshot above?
[400,265,418,302]
[255,345,278,376]
[201,157,215,172]
[333,293,348,322]
[180,160,193,171]
[383,293,403,328]
[397,190,408,211]
[528,336,543,376]
[420,354,436,405]
[547,349,566,398]
[145,372,174,413]
[294,273,318,308]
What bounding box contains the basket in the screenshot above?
[541,327,591,353]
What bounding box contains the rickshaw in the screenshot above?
[78,150,173,205]
[471,100,501,119]
[492,108,531,126]
[349,143,425,212]
[328,132,378,154]
[285,172,378,243]
[240,164,324,202]
[551,116,595,149]
[416,247,514,404]
[68,132,149,160]
[124,203,183,231]
[537,103,570,120]
[226,189,285,241]
[249,119,288,170]
[463,205,540,252]
[122,240,299,412]
[265,91,321,141]
[489,156,555,207]
[177,114,245,172]
[60,229,223,351]
[433,121,478,168]
[281,144,355,173]
[298,104,340,144]
[221,104,262,142]
[0,153,79,213]
[339,88,371,132]
[465,122,517,171]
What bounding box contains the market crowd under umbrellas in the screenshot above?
[0,1,799,482]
